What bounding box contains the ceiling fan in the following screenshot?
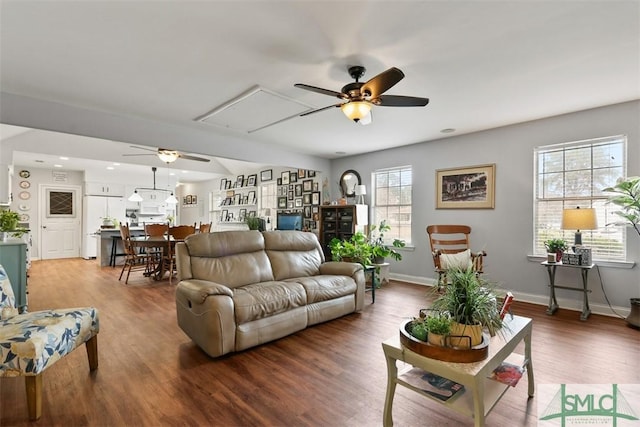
[123,146,210,163]
[295,66,429,124]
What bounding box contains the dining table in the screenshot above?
[130,236,183,280]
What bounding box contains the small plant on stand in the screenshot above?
[544,238,568,263]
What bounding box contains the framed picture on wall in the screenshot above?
[247,174,257,187]
[290,172,298,183]
[219,178,227,190]
[260,169,273,182]
[303,193,311,205]
[295,184,303,197]
[236,175,245,188]
[311,191,320,205]
[307,170,316,177]
[298,169,306,178]
[303,179,313,192]
[281,171,290,185]
[278,197,287,209]
[435,163,496,209]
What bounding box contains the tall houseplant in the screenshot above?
[430,267,504,348]
[604,176,640,328]
[368,220,406,263]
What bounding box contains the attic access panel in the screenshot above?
[195,86,313,133]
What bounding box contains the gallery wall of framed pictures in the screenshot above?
[274,168,321,231]
[214,168,321,230]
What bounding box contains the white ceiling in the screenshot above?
[0,1,638,170]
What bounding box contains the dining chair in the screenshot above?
[198,222,212,233]
[144,222,168,263]
[426,225,486,289]
[118,223,156,284]
[165,225,196,284]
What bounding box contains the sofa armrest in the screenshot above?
[319,261,363,277]
[176,279,233,304]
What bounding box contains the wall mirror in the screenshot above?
[340,170,361,197]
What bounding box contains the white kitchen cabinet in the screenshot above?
[82,195,126,259]
[85,182,125,197]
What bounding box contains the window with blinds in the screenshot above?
[534,135,627,261]
[372,166,412,244]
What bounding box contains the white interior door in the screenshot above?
[40,184,82,259]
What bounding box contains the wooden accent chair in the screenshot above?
[426,225,486,288]
[165,225,197,283]
[118,223,155,284]
[0,264,99,420]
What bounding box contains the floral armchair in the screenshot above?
[0,264,99,420]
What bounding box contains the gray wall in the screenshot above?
[331,100,639,315]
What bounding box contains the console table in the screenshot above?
[382,315,534,427]
[541,261,594,321]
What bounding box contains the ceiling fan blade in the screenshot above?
[295,83,347,99]
[179,154,210,162]
[374,95,429,107]
[300,104,342,117]
[129,145,157,153]
[122,153,155,157]
[361,67,405,98]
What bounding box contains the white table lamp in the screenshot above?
[355,185,366,204]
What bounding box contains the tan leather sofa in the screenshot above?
[174,230,365,357]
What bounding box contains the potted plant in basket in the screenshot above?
[368,220,406,263]
[430,267,504,349]
[0,209,26,242]
[544,238,568,263]
[604,176,640,328]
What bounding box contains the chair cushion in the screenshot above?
[440,249,472,270]
[0,264,18,320]
[0,307,99,377]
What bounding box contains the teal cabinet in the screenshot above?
[0,241,27,311]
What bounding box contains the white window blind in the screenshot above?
[534,135,627,261]
[372,166,412,244]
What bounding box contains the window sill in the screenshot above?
[527,255,636,269]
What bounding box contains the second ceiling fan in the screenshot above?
[123,146,210,163]
[295,66,429,124]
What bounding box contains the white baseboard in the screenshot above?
[388,273,631,319]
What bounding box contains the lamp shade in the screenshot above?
[341,101,372,122]
[165,193,178,204]
[355,185,366,196]
[128,190,143,202]
[562,207,598,231]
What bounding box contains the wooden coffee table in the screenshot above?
[382,315,534,427]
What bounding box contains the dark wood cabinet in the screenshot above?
[318,204,368,259]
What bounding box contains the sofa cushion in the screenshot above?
[184,231,275,288]
[233,281,307,324]
[263,231,324,280]
[289,275,357,304]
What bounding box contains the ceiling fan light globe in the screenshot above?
[157,150,179,163]
[341,101,371,122]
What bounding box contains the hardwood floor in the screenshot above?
[1,258,639,426]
